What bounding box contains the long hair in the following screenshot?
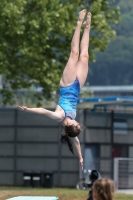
[60,133,74,154]
[60,124,81,155]
[65,124,81,137]
[93,178,115,200]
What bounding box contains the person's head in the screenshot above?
[60,119,82,154]
[64,118,81,135]
[93,178,115,200]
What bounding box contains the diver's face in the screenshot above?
[67,119,80,129]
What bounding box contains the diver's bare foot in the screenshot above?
[83,12,91,28]
[77,9,86,26]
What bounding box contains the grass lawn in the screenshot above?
[0,187,133,200]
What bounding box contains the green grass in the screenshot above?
[0,187,133,200]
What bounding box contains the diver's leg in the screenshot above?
[76,12,91,88]
[60,9,86,87]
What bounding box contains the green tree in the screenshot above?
[0,0,120,105]
[89,0,133,86]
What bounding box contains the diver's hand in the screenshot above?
[17,105,27,111]
[79,157,84,171]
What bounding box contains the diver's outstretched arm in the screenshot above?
[17,106,61,121]
[71,137,83,170]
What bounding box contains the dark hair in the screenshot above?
[60,133,74,154]
[65,124,81,137]
[60,124,81,154]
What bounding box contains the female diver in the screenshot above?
[17,9,91,170]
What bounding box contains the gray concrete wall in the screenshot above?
[0,108,79,187]
[0,108,133,187]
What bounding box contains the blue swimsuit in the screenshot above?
[58,78,80,122]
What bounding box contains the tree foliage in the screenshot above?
[89,0,133,86]
[0,0,120,105]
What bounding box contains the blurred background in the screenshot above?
[0,0,133,191]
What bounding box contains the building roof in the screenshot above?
[82,85,133,92]
[78,96,133,103]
